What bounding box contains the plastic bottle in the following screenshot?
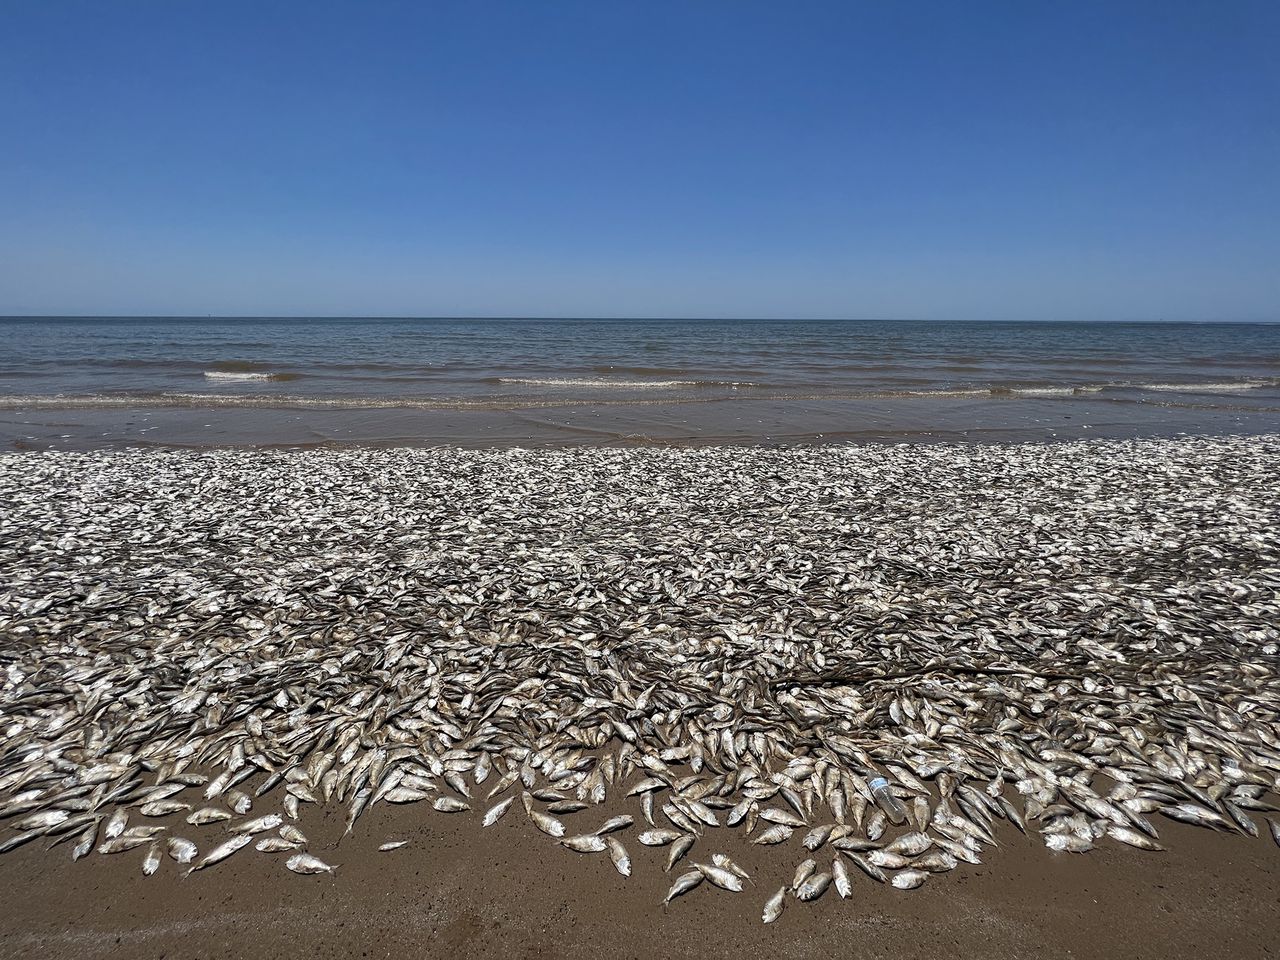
[868,776,907,825]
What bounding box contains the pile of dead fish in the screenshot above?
[1,435,1279,921]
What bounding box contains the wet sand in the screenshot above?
[1,803,1277,960]
[4,391,1280,449]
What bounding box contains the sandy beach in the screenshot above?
[2,436,1278,959]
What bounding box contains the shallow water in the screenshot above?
[3,317,1279,403]
[3,318,1279,448]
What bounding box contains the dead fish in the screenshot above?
[286,853,337,874]
[230,814,282,834]
[843,851,888,883]
[892,869,928,890]
[1045,834,1094,853]
[432,797,469,813]
[483,797,515,827]
[256,837,300,852]
[637,829,683,846]
[594,815,633,835]
[760,807,806,828]
[1108,825,1165,851]
[141,842,162,876]
[884,831,932,856]
[711,853,749,881]
[13,810,69,831]
[763,886,787,923]
[140,800,190,817]
[379,840,410,852]
[1160,804,1229,830]
[104,808,128,839]
[752,824,794,845]
[280,825,307,845]
[71,824,97,862]
[912,850,958,872]
[663,869,704,904]
[529,810,565,838]
[796,871,832,901]
[832,857,853,898]
[188,835,251,873]
[696,863,743,892]
[186,807,233,826]
[606,836,631,876]
[666,834,696,871]
[792,858,817,891]
[562,834,608,853]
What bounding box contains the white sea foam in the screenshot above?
[1138,381,1268,393]
[204,371,275,381]
[1007,386,1105,397]
[498,377,711,389]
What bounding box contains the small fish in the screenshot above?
[752,824,794,845]
[884,831,932,856]
[186,807,233,826]
[1160,804,1229,830]
[606,836,631,876]
[379,840,410,852]
[1108,825,1164,851]
[594,815,633,835]
[637,829,683,846]
[141,842,162,876]
[483,797,514,826]
[803,824,833,851]
[762,885,787,923]
[666,834,696,871]
[796,871,832,901]
[280,825,307,845]
[140,800,190,817]
[696,863,743,892]
[891,869,928,890]
[792,858,817,890]
[14,810,69,830]
[71,824,97,862]
[711,853,749,881]
[868,849,912,869]
[286,853,337,875]
[104,808,128,839]
[98,834,154,855]
[663,869,704,905]
[1269,819,1280,848]
[832,857,853,898]
[256,837,300,852]
[843,851,888,883]
[188,835,251,873]
[912,851,958,873]
[529,810,565,837]
[759,807,806,828]
[1044,833,1093,853]
[562,834,608,853]
[231,814,282,834]
[432,796,469,813]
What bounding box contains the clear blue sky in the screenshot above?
[1,1,1276,319]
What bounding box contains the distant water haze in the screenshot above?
[2,317,1279,406]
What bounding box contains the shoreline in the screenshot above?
[4,392,1280,450]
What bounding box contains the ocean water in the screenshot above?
[1,317,1279,406]
[2,318,1279,449]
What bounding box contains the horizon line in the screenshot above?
[2,315,1278,324]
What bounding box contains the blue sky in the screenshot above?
[1,1,1276,319]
